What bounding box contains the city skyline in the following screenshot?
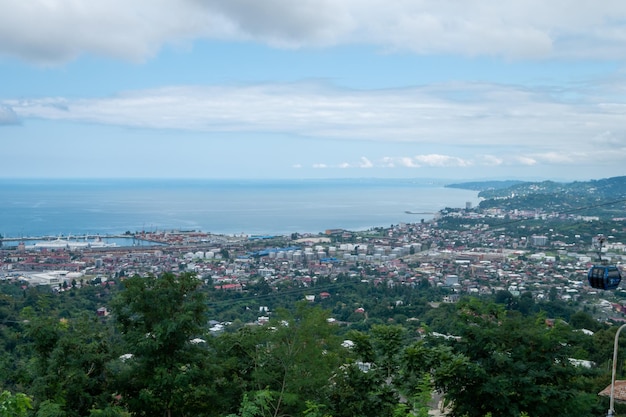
[1,1,626,181]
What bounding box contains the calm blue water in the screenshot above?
[0,178,479,238]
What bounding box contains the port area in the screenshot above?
[0,230,242,249]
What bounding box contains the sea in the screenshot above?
[0,178,480,240]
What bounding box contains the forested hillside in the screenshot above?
[0,272,621,417]
[445,180,526,192]
[447,176,626,218]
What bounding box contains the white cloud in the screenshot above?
[397,157,420,168]
[413,154,472,167]
[358,157,373,168]
[3,0,626,64]
[0,105,18,124]
[0,0,209,64]
[309,152,553,172]
[524,149,626,165]
[319,158,374,169]
[8,81,625,148]
[592,131,626,146]
[479,155,504,166]
[4,79,626,171]
[532,152,577,164]
[516,156,538,166]
[200,0,355,47]
[380,157,395,168]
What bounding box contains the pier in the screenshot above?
[1,234,130,242]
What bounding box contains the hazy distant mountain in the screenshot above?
[445,180,526,192]
[475,176,626,199]
[457,176,626,217]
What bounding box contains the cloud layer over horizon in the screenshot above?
[2,0,626,64]
[4,79,626,172]
[2,1,626,180]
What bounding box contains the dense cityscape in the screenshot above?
[2,208,624,317]
[4,182,625,318]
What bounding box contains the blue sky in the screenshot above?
[1,1,626,181]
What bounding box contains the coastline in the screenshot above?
[0,178,480,238]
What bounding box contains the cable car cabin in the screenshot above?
[588,265,622,290]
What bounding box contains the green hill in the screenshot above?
[445,176,626,218]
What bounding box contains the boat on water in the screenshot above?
[31,236,117,249]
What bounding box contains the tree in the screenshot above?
[332,325,417,417]
[433,299,602,417]
[393,374,432,417]
[548,286,558,302]
[494,290,514,309]
[21,311,118,417]
[326,361,397,417]
[34,400,65,417]
[230,302,343,417]
[0,391,32,417]
[369,324,406,381]
[269,304,341,415]
[569,310,601,332]
[516,291,535,316]
[110,272,210,417]
[48,315,118,416]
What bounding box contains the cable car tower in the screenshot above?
[587,235,622,290]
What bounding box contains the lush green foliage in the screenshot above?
[0,272,621,417]
[0,391,32,417]
[432,299,603,417]
[110,272,210,417]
